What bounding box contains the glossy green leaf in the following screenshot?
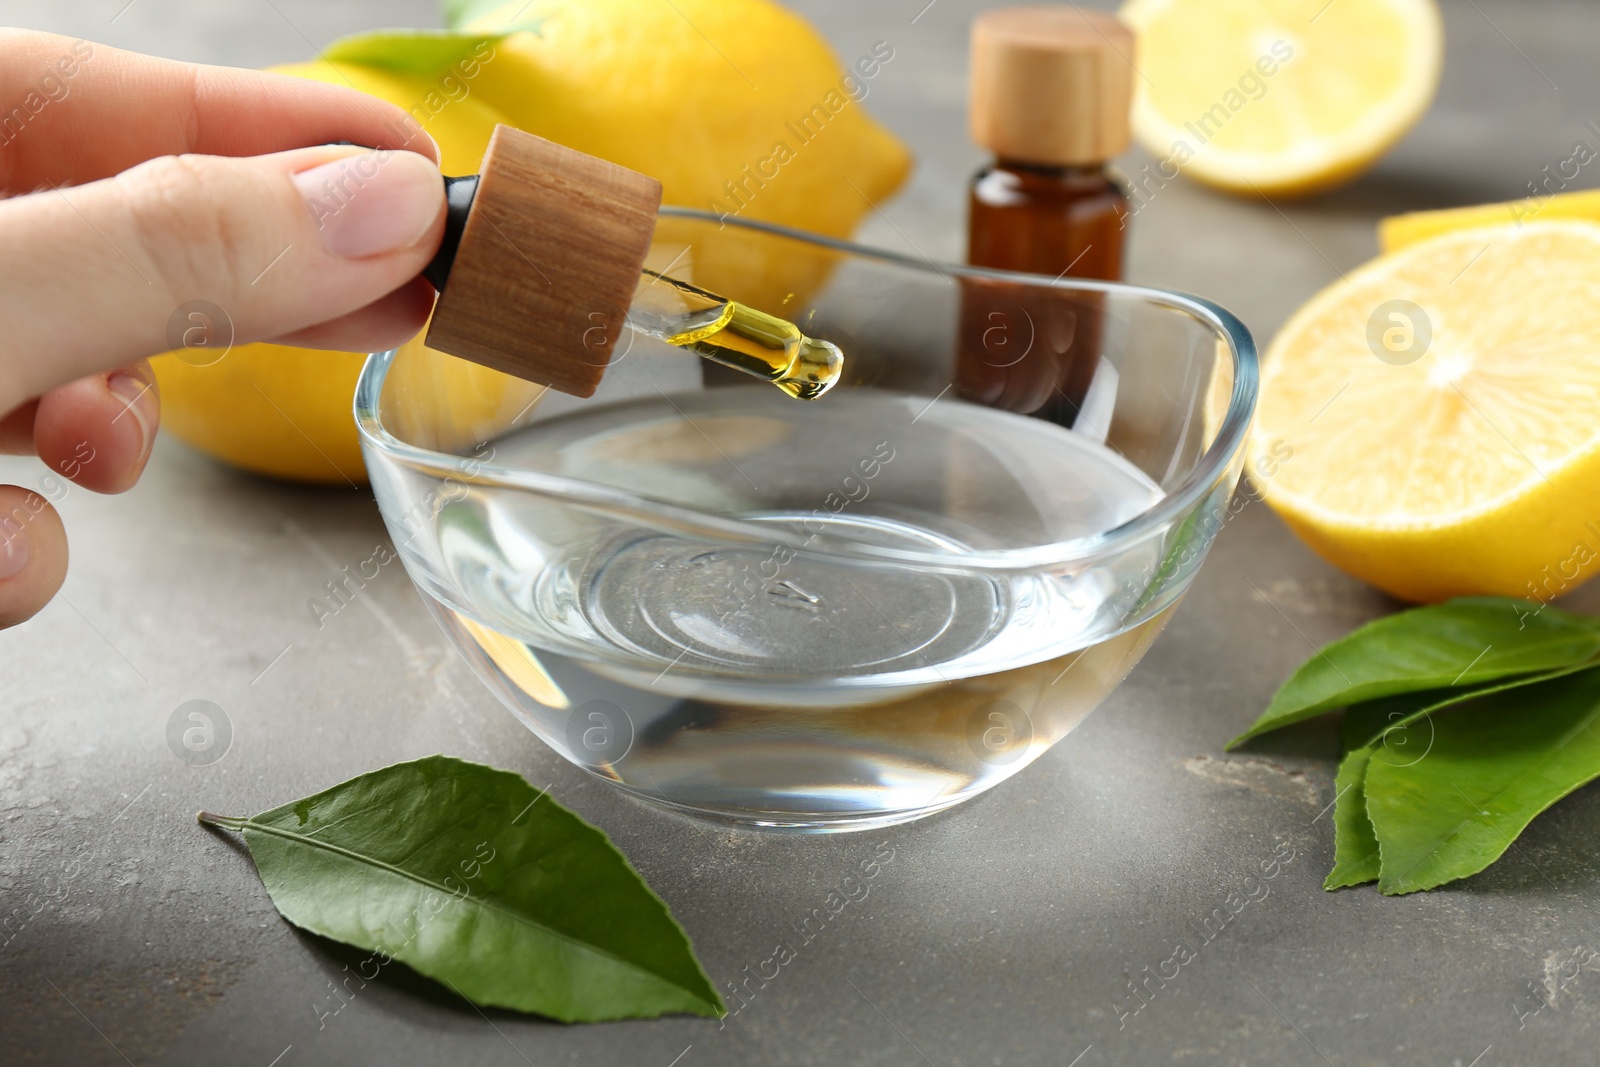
[1325,748,1380,890]
[200,755,722,1022]
[1229,598,1600,748]
[1341,661,1600,750]
[322,25,542,76]
[1365,670,1600,895]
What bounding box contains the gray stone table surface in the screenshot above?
[3,1,1599,1064]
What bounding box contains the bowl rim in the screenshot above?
[356,207,1258,573]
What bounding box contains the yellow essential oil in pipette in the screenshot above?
[628,269,844,399]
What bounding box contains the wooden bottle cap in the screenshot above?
[425,125,663,398]
[969,6,1135,166]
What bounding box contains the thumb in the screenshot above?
[0,146,445,412]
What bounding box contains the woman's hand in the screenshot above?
[0,29,448,627]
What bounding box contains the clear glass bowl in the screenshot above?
[356,208,1258,833]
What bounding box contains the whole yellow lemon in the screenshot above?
[462,0,912,300]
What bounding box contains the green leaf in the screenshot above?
[1325,748,1380,889]
[323,25,543,76]
[1365,669,1600,895]
[443,0,533,31]
[200,755,722,1022]
[1342,660,1600,750]
[1228,597,1600,748]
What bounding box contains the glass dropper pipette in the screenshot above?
[422,171,842,400]
[626,268,842,399]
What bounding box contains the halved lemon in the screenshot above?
[1119,0,1443,197]
[1248,221,1600,603]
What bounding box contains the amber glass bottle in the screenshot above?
[968,162,1127,280]
[959,7,1135,422]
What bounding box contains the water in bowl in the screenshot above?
[423,387,1173,831]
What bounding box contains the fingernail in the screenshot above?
[0,529,28,582]
[108,372,158,460]
[293,150,444,258]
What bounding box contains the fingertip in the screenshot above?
[0,487,67,630]
[35,363,159,495]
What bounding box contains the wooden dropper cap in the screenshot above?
[423,125,664,398]
[969,6,1135,166]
